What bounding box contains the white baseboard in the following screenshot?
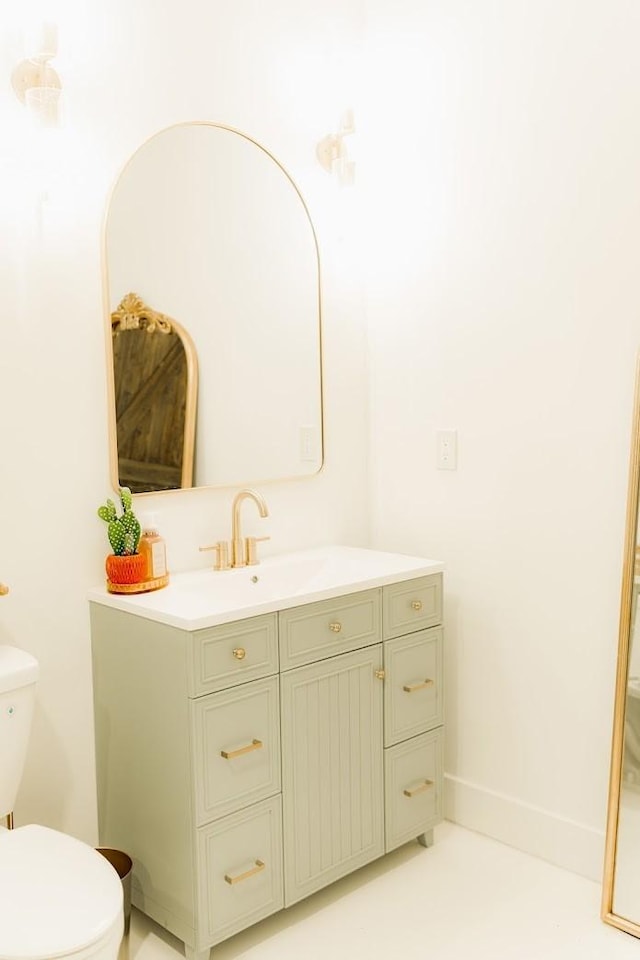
[444,773,605,883]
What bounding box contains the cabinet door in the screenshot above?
[281,645,384,906]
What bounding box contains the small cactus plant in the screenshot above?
[97,487,141,556]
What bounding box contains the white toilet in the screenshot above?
[0,645,124,960]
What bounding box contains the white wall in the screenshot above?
[363,0,640,878]
[0,0,368,843]
[4,0,637,885]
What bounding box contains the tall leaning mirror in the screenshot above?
[603,353,640,936]
[103,122,323,495]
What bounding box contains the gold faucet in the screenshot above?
[231,489,270,568]
[199,488,270,570]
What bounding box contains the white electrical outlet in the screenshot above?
[436,430,458,470]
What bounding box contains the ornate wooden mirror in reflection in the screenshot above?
[603,353,640,936]
[110,292,198,493]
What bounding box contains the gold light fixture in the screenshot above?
[316,110,356,186]
[11,23,61,127]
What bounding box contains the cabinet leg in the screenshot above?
[417,829,434,848]
[185,947,210,960]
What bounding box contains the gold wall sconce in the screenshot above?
[316,110,356,186]
[11,23,61,127]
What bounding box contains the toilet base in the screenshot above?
[62,913,123,960]
[0,825,124,960]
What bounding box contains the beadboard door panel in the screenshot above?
[280,645,384,906]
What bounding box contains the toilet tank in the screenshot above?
[0,645,38,820]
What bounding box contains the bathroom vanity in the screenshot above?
[89,546,444,959]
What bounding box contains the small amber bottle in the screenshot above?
[139,517,168,580]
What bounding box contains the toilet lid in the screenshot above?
[0,825,123,960]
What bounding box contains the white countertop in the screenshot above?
[87,544,444,630]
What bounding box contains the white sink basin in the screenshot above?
[88,545,444,630]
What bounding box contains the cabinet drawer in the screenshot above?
[384,627,443,747]
[191,676,281,826]
[279,589,381,671]
[382,575,442,639]
[196,795,283,948]
[188,614,278,697]
[385,729,443,853]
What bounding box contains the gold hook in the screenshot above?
[0,584,9,596]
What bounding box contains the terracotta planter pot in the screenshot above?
[106,553,147,585]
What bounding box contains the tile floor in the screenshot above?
[125,822,640,960]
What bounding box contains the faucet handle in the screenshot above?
[199,540,231,571]
[245,536,270,567]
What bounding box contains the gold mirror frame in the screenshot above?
[108,292,198,493]
[101,121,324,498]
[602,353,640,936]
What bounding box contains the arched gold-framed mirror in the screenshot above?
[109,292,198,493]
[102,122,323,496]
[602,352,640,935]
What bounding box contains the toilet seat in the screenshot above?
[0,825,123,960]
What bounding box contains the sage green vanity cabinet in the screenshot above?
[90,570,443,960]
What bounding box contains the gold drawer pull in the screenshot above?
[0,584,8,597]
[233,647,246,660]
[329,622,342,633]
[411,600,423,611]
[403,779,434,798]
[220,738,263,760]
[224,859,265,885]
[375,669,386,680]
[403,678,434,693]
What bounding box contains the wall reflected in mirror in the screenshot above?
[603,354,640,937]
[104,123,323,495]
[610,536,640,922]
